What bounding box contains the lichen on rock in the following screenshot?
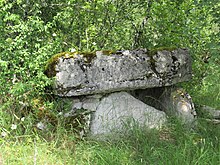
[44,50,119,78]
[45,48,192,96]
[45,52,77,78]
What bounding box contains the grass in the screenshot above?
[0,118,219,165]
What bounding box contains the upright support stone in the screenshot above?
[66,92,167,137]
[131,87,197,126]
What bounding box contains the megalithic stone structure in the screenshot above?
[45,48,196,137]
[46,48,192,97]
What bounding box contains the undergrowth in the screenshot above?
[0,117,219,165]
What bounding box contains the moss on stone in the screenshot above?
[45,48,178,78]
[44,52,77,77]
[80,51,96,63]
[44,50,117,77]
[99,50,117,55]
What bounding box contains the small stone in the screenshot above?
[36,122,46,130]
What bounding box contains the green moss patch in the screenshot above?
[44,50,118,77]
[44,52,77,77]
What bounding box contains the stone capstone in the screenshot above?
[53,48,192,96]
[66,92,167,136]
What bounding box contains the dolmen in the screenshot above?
[45,48,197,137]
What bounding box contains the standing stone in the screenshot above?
[71,92,167,136]
[132,87,197,126]
[169,88,197,125]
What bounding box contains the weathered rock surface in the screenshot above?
[132,87,197,125]
[200,105,220,119]
[52,48,192,96]
[167,88,196,125]
[66,92,167,136]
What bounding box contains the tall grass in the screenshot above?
[0,117,219,165]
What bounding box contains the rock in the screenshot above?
[131,87,197,126]
[67,92,167,137]
[46,48,196,137]
[169,88,197,125]
[50,48,192,96]
[36,121,47,130]
[200,105,220,119]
